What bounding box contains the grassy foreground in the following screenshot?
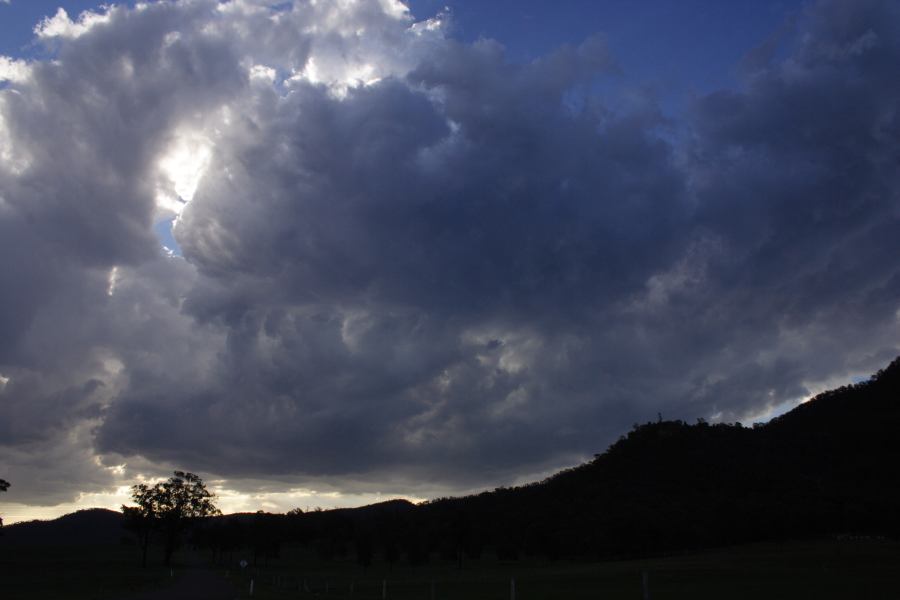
[0,543,177,600]
[2,538,899,599]
[227,538,900,600]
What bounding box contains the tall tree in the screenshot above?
[0,478,9,529]
[124,471,220,566]
[123,483,157,567]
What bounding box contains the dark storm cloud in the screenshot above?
[96,23,687,484]
[678,0,900,411]
[2,0,899,506]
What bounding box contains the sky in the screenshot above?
[0,0,898,524]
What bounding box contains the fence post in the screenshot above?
[382,578,387,600]
[642,570,650,600]
[430,579,435,600]
[249,578,254,597]
[510,577,516,600]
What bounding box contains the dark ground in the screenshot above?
[3,538,900,599]
[126,567,238,600]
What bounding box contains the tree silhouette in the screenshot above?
[0,478,8,529]
[123,482,158,567]
[124,471,220,566]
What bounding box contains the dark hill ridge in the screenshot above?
[411,357,900,558]
[534,357,900,554]
[2,508,125,546]
[5,358,899,560]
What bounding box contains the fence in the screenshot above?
[234,569,656,599]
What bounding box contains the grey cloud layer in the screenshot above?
[1,0,898,505]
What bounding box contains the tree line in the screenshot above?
[9,357,899,567]
[124,357,900,568]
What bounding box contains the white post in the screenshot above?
[326,580,330,594]
[642,570,650,600]
[382,578,387,600]
[510,577,516,600]
[250,578,255,597]
[170,568,174,578]
[350,580,355,596]
[430,580,435,600]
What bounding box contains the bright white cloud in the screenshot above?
[106,266,120,297]
[0,107,32,175]
[34,7,112,39]
[0,56,29,83]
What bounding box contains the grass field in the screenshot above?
[0,543,177,600]
[3,538,900,599]
[226,538,900,600]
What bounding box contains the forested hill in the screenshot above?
[410,357,900,559]
[1,509,124,546]
[6,358,900,562]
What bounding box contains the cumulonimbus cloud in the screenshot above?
[0,0,898,506]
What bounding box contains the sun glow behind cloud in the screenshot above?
[156,131,213,214]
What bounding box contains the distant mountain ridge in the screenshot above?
[5,357,899,560]
[2,508,125,546]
